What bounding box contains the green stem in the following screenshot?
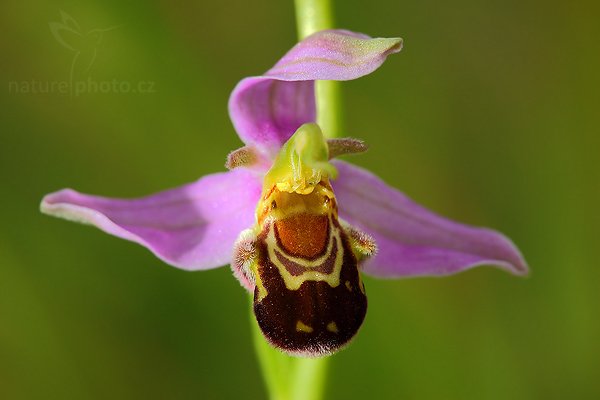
[251,306,292,400]
[294,0,342,138]
[251,2,338,399]
[251,299,329,400]
[294,0,333,39]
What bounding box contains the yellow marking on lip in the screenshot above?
[326,321,339,333]
[255,273,268,302]
[251,253,269,302]
[345,280,352,291]
[296,320,314,333]
[266,221,344,291]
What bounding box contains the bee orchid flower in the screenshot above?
[41,30,528,357]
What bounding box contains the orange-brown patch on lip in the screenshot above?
[274,214,329,259]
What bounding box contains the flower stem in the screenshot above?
[295,0,335,391]
[251,2,338,399]
[251,300,329,400]
[294,0,342,139]
[251,308,292,400]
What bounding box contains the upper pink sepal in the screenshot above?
[228,30,402,156]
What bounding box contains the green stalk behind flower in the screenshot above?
[295,0,342,139]
[251,3,335,400]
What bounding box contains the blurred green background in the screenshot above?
[1,0,599,399]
